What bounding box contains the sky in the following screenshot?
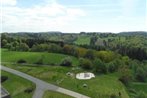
[1,0,147,33]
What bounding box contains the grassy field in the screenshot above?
[2,63,129,98]
[74,35,127,45]
[1,49,79,66]
[1,49,130,98]
[74,35,90,45]
[1,71,35,98]
[43,90,73,98]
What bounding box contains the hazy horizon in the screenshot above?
[1,30,147,34]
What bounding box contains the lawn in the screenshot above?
[1,49,79,66]
[43,90,73,98]
[2,63,129,98]
[1,71,35,98]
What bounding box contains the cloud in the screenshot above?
[1,0,17,6]
[2,0,85,32]
[120,0,139,16]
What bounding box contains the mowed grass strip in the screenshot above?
[1,71,35,98]
[1,49,79,65]
[2,63,130,98]
[43,90,74,98]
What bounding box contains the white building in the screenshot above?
[76,72,95,80]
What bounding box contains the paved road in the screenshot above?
[33,86,45,98]
[1,66,90,98]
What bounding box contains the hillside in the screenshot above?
[1,31,147,98]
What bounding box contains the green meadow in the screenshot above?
[43,90,73,98]
[1,71,35,98]
[73,35,127,46]
[1,48,131,98]
[1,49,79,66]
[1,64,129,98]
[74,35,90,45]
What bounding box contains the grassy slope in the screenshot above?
[1,71,35,98]
[1,49,130,98]
[2,63,129,98]
[43,90,73,98]
[1,49,79,65]
[74,35,90,45]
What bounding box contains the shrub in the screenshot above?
[110,94,117,98]
[93,59,107,73]
[35,58,43,65]
[119,67,132,86]
[49,63,56,66]
[107,62,116,73]
[60,57,72,67]
[18,43,29,51]
[17,59,27,63]
[79,58,93,69]
[24,87,34,93]
[119,75,130,86]
[135,67,146,82]
[1,76,8,83]
[84,49,95,60]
